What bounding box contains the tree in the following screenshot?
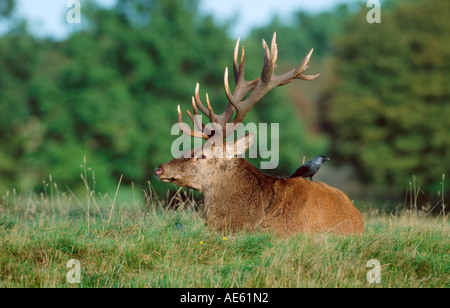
[0,0,14,18]
[324,0,450,196]
[43,0,233,192]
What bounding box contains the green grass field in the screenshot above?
[0,183,448,288]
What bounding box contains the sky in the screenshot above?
[7,0,362,39]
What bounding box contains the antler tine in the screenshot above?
[186,109,195,127]
[205,93,217,124]
[233,37,241,83]
[194,83,209,116]
[271,32,278,65]
[187,97,204,132]
[177,105,209,140]
[297,48,314,76]
[278,49,321,85]
[224,67,233,104]
[260,34,278,83]
[294,48,321,81]
[261,39,272,83]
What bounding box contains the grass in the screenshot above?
[0,179,448,288]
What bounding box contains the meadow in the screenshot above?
[0,180,448,288]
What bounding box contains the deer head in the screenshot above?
[155,33,320,192]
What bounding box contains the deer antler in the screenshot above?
[225,33,320,125]
[177,33,320,144]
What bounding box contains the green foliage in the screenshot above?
[0,0,14,18]
[56,0,234,192]
[325,0,450,194]
[0,0,326,193]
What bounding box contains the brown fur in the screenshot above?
[157,157,364,236]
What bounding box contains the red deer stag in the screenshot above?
[155,34,364,235]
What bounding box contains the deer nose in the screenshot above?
[155,168,163,177]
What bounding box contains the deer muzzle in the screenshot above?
[155,166,174,183]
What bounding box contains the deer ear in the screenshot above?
[225,132,255,158]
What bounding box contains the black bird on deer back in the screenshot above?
[290,155,331,180]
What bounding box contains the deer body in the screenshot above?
[156,33,364,235]
[159,157,364,235]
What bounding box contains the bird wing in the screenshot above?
[289,164,312,178]
[309,163,321,173]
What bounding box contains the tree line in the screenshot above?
[0,0,448,205]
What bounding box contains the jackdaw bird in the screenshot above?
[290,155,330,180]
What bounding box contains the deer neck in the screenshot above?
[200,159,276,231]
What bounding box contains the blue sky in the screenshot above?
[9,0,362,39]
